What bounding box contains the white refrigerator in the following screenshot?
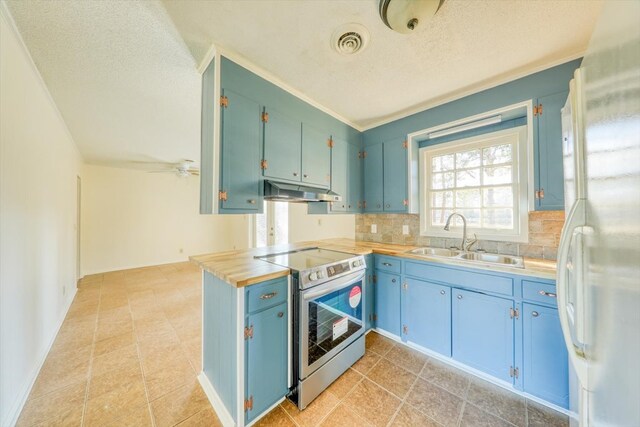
[558,1,640,426]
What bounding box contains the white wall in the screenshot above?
[81,165,248,274]
[0,9,84,426]
[288,203,355,242]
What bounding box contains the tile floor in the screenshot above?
[17,262,570,427]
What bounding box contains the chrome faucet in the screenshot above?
[444,213,468,251]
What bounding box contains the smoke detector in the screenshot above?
[379,0,443,34]
[331,23,370,55]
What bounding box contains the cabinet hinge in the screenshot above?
[359,151,367,159]
[260,159,268,170]
[403,199,408,206]
[363,200,367,209]
[218,190,228,202]
[372,314,378,321]
[220,95,228,108]
[244,396,253,412]
[244,325,254,340]
[402,325,408,334]
[510,308,520,319]
[372,274,377,284]
[261,111,269,123]
[402,140,408,149]
[533,104,543,116]
[327,137,334,148]
[509,366,520,379]
[535,189,545,199]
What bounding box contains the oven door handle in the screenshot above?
[302,271,366,301]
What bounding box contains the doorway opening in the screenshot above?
[254,201,288,247]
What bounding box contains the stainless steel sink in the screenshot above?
[409,247,460,257]
[457,252,524,268]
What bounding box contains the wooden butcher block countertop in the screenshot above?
[190,238,557,287]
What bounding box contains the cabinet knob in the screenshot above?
[538,290,557,298]
[382,262,392,267]
[260,292,278,300]
[391,278,396,283]
[247,199,256,204]
[386,204,390,208]
[277,312,284,318]
[293,172,299,177]
[377,204,381,208]
[457,295,462,300]
[440,290,446,295]
[303,174,309,178]
[532,311,539,317]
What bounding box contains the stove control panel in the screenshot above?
[301,255,367,289]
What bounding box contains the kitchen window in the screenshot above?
[420,126,529,242]
[255,201,289,247]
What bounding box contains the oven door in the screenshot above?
[300,270,365,379]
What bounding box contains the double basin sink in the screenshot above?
[408,247,525,268]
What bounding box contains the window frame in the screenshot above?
[419,125,530,243]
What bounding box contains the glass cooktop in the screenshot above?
[257,248,356,272]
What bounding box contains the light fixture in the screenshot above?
[427,115,503,139]
[378,0,443,34]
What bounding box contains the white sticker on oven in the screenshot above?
[349,286,361,308]
[333,317,348,341]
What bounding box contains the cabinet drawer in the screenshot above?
[404,261,513,296]
[522,280,557,306]
[246,278,288,314]
[375,256,402,274]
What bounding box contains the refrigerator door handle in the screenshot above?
[557,198,588,383]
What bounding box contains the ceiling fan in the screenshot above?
[148,159,200,177]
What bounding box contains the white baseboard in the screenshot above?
[198,372,235,427]
[2,286,78,427]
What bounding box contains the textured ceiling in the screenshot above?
[164,0,602,128]
[5,0,201,166]
[5,0,602,165]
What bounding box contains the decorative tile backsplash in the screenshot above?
[355,211,565,260]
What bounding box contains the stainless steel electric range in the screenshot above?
[257,248,366,409]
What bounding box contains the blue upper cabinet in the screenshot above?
[263,108,302,183]
[522,303,569,408]
[347,140,362,212]
[402,278,451,356]
[534,91,569,210]
[301,123,331,188]
[219,88,262,213]
[452,288,515,383]
[330,136,348,212]
[383,138,408,212]
[363,143,384,212]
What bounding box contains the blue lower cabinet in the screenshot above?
[374,271,401,336]
[522,303,569,408]
[245,301,288,423]
[452,288,515,383]
[364,255,375,331]
[402,278,451,356]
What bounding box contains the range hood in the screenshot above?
[264,180,341,203]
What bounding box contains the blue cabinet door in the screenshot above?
[347,140,362,212]
[522,303,569,408]
[452,288,514,382]
[220,88,262,212]
[383,138,408,212]
[364,255,375,331]
[263,108,301,183]
[246,302,288,423]
[402,278,451,356]
[536,91,568,211]
[330,136,348,212]
[375,271,401,336]
[364,143,384,212]
[302,123,330,188]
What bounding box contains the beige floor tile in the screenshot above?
[466,377,526,427]
[343,378,401,427]
[326,368,363,399]
[352,351,381,375]
[366,358,416,399]
[460,403,514,427]
[91,344,139,377]
[96,318,134,341]
[139,342,189,373]
[406,378,463,427]
[17,381,86,427]
[98,305,131,322]
[181,337,202,372]
[281,391,341,427]
[385,343,428,374]
[365,332,395,356]
[256,406,296,427]
[49,323,95,353]
[527,399,569,427]
[134,318,176,342]
[150,380,210,427]
[94,331,136,357]
[85,378,148,425]
[175,407,222,427]
[89,360,143,400]
[390,403,441,427]
[320,403,372,426]
[419,358,470,398]
[100,403,154,427]
[29,345,91,399]
[144,357,196,401]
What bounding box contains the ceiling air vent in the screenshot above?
[331,24,370,55]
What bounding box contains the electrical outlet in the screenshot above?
[402,225,409,235]
[371,224,377,233]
